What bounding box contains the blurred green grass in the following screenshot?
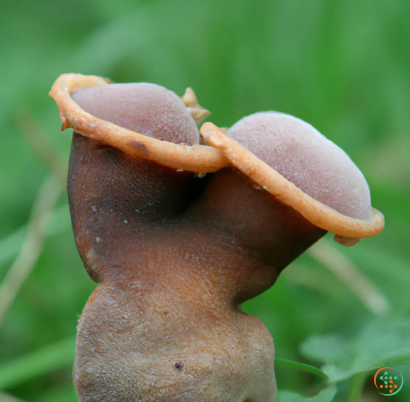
[0,0,409,401]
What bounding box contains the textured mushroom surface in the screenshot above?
[228,112,372,220]
[50,75,384,402]
[73,83,199,145]
[69,84,282,402]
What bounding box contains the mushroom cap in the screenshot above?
[227,112,371,221]
[49,74,384,244]
[49,74,228,173]
[72,83,199,145]
[201,122,384,244]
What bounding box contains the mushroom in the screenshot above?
[49,74,384,402]
[200,112,384,247]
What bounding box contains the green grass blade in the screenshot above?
[0,337,75,390]
[276,358,328,380]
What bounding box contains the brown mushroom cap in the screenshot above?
[72,83,199,145]
[201,122,384,243]
[49,74,384,245]
[227,112,371,221]
[49,74,228,173]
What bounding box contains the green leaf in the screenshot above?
[0,337,75,390]
[275,358,328,380]
[347,372,367,402]
[33,384,78,402]
[277,385,337,402]
[300,319,410,382]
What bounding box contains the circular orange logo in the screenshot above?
[374,367,404,396]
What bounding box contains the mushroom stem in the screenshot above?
[68,138,279,400]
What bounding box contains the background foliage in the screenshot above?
[0,0,409,401]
